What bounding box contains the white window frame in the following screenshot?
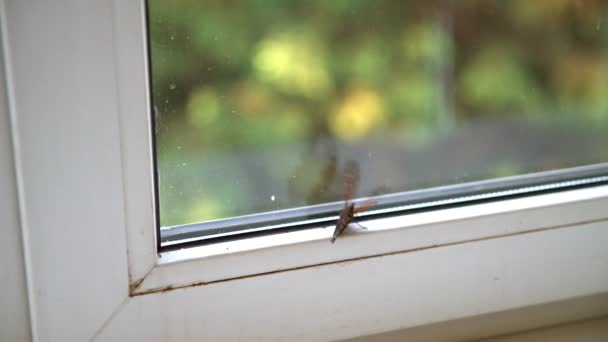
[2,1,608,341]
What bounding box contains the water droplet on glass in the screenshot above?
[169,83,176,90]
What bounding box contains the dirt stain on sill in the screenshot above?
[129,220,601,297]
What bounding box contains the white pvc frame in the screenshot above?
[3,1,608,341]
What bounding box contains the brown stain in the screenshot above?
[129,276,146,294]
[130,218,604,297]
[130,242,443,297]
[128,263,158,295]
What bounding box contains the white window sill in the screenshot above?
[133,184,608,295]
[103,216,608,341]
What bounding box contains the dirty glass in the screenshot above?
[148,1,608,241]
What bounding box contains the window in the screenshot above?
[150,1,608,249]
[5,1,608,340]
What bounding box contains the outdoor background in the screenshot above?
[149,0,608,228]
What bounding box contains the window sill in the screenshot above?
[104,215,608,341]
[132,184,608,295]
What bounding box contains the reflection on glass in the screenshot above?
[148,1,608,228]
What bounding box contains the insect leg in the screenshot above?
[352,222,368,230]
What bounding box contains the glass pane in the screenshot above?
[148,1,608,242]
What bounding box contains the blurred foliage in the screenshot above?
[149,0,608,227]
[459,45,545,114]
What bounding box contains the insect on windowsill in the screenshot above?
[331,160,374,243]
